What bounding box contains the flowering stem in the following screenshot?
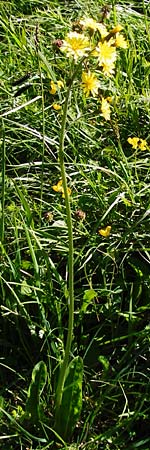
[55,71,75,414]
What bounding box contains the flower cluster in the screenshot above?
[61,25,127,75]
[127,137,148,151]
[60,17,128,120]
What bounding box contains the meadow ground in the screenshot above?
[0,0,150,449]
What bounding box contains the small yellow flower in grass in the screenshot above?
[128,137,148,151]
[57,80,64,89]
[61,31,90,61]
[97,23,108,38]
[80,17,108,38]
[101,97,111,121]
[52,180,72,198]
[106,96,113,103]
[50,80,64,95]
[50,80,57,95]
[98,225,111,237]
[111,24,123,34]
[115,33,128,49]
[52,179,63,192]
[138,139,147,151]
[127,137,140,149]
[62,187,72,198]
[102,61,115,77]
[52,103,61,111]
[96,40,117,66]
[82,71,101,97]
[80,17,99,31]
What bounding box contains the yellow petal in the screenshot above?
[115,34,128,48]
[111,24,123,33]
[138,139,147,150]
[57,80,64,88]
[52,180,63,192]
[101,97,111,121]
[50,80,57,95]
[62,187,72,198]
[98,226,111,237]
[52,103,61,110]
[127,137,139,149]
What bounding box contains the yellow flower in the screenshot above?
[102,61,115,77]
[80,17,108,37]
[80,17,99,31]
[138,139,147,151]
[57,80,64,89]
[52,180,72,198]
[52,179,63,192]
[127,137,140,149]
[111,24,123,34]
[52,103,61,110]
[61,31,90,61]
[106,96,113,103]
[82,71,101,97]
[128,137,147,151]
[50,80,57,95]
[62,187,72,198]
[96,40,117,65]
[115,33,128,48]
[98,225,111,237]
[50,80,64,95]
[97,23,108,38]
[101,97,111,121]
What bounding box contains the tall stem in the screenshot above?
[55,79,74,412]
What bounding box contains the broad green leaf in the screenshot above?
[81,289,97,313]
[25,361,47,423]
[21,280,32,296]
[55,356,83,441]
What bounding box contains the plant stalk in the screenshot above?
[55,77,74,413]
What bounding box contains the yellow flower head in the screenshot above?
[115,33,128,49]
[127,137,140,149]
[61,31,90,61]
[96,40,117,65]
[97,23,108,38]
[52,179,63,193]
[111,24,123,34]
[106,96,113,103]
[57,80,64,89]
[52,103,61,111]
[138,139,147,151]
[80,17,99,31]
[52,180,72,198]
[62,187,72,198]
[50,80,57,95]
[82,71,101,97]
[128,137,147,151]
[102,61,115,77]
[50,80,64,95]
[101,97,111,121]
[98,225,111,237]
[80,17,108,38]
